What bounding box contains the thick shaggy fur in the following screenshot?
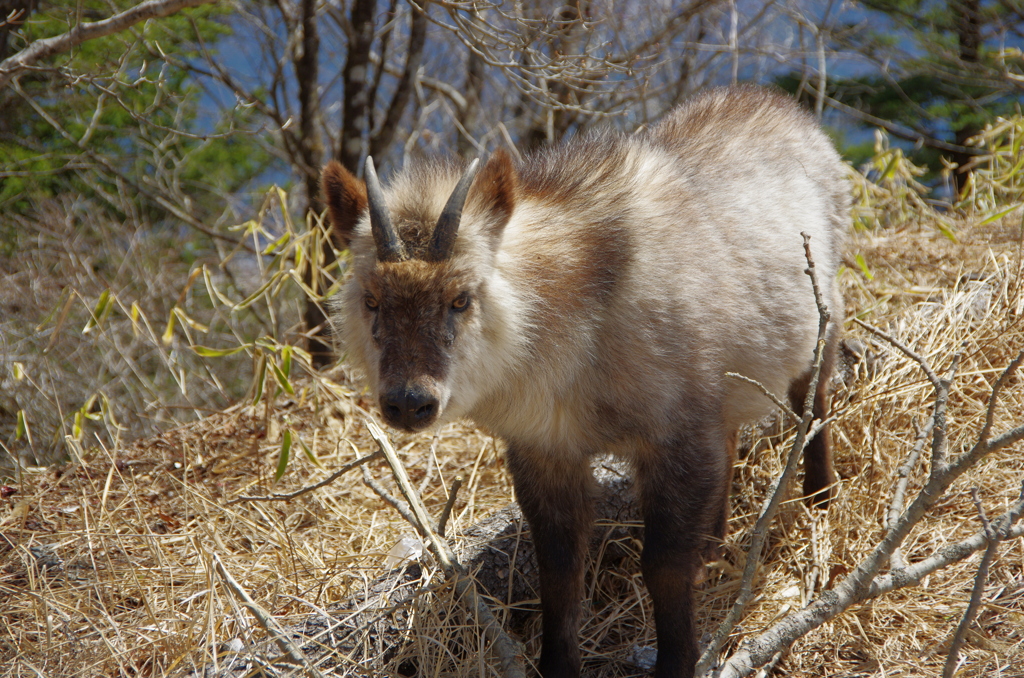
[323,85,848,678]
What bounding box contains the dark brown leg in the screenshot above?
[635,422,732,678]
[789,325,840,506]
[705,429,737,564]
[505,442,594,678]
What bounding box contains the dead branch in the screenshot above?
[230,449,382,504]
[852,317,942,388]
[438,475,464,538]
[711,340,1024,678]
[942,488,1005,678]
[887,418,935,570]
[211,552,327,678]
[363,418,527,678]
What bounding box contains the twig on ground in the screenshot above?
[363,418,526,678]
[231,450,382,503]
[362,463,418,527]
[438,475,465,538]
[942,484,1024,678]
[211,552,327,678]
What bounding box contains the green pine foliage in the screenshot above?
[0,1,271,226]
[777,0,1023,183]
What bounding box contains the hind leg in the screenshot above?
[788,324,840,506]
[704,429,737,565]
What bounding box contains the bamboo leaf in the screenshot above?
[263,231,291,255]
[298,436,324,470]
[15,410,27,441]
[192,345,250,358]
[252,353,267,406]
[270,359,295,395]
[979,204,1022,226]
[233,276,277,310]
[83,290,111,334]
[173,307,209,333]
[281,345,292,377]
[275,429,292,482]
[935,220,958,242]
[203,265,236,306]
[161,310,177,346]
[855,254,874,280]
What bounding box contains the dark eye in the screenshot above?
[365,295,379,310]
[452,294,471,312]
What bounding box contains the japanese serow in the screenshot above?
[322,85,848,678]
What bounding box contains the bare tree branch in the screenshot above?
[711,338,1024,677]
[943,487,1002,678]
[696,233,832,675]
[370,2,428,159]
[0,0,216,89]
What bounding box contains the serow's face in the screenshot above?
[359,260,476,432]
[322,151,517,431]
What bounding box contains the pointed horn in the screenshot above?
[428,158,481,261]
[365,157,406,262]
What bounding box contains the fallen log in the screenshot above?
[197,460,640,677]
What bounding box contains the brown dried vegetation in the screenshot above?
[2,131,1024,677]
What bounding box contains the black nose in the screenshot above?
[381,387,439,431]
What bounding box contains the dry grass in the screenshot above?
[2,141,1024,677]
[0,195,308,466]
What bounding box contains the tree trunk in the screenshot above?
[951,0,982,195]
[339,0,376,172]
[293,0,333,368]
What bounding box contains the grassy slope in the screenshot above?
[1,136,1023,677]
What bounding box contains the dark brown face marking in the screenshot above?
[361,259,475,431]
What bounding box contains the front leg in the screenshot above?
[634,425,732,678]
[505,441,595,678]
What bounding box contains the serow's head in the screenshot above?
[322,151,516,432]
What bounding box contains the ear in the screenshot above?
[471,149,517,244]
[321,161,367,249]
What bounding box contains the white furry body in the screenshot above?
[337,86,847,462]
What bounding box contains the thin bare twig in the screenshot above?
[929,344,966,471]
[942,487,1010,678]
[852,317,941,389]
[725,372,798,421]
[438,475,464,539]
[231,450,382,503]
[976,349,1024,446]
[714,337,1024,678]
[887,417,935,570]
[697,234,832,675]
